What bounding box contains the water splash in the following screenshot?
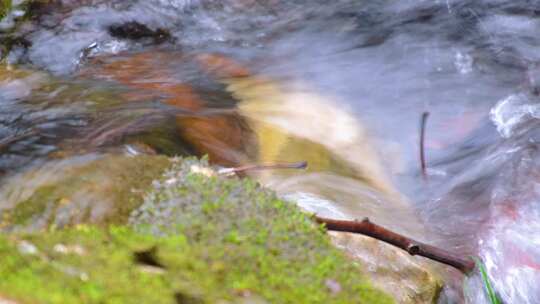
[490,93,540,138]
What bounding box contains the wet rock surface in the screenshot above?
[0,153,170,231]
[330,232,442,304]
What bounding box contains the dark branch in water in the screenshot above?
[419,111,429,180]
[219,161,308,175]
[315,216,475,274]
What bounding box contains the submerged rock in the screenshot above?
[0,153,170,231]
[81,51,257,167]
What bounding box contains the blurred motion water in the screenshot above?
[2,0,540,302]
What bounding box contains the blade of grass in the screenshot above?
[473,257,502,304]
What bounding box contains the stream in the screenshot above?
[2,0,540,303]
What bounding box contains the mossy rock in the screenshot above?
[0,154,171,231]
[0,157,394,303]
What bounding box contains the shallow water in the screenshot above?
[2,0,540,302]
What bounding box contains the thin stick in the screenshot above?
[218,161,308,175]
[315,216,475,274]
[420,112,429,180]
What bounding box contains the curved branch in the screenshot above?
[219,161,308,175]
[315,216,475,274]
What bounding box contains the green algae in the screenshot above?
[0,157,394,303]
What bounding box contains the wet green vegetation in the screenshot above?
[0,157,394,303]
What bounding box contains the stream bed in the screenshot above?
[2,0,540,303]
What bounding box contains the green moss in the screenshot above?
[0,158,394,303]
[0,227,182,304]
[7,185,57,227]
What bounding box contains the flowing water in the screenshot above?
[2,0,540,302]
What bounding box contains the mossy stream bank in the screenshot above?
[0,156,394,303]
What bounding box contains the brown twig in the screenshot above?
[315,216,475,274]
[419,112,429,180]
[218,161,308,175]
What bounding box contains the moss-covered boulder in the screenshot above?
[0,157,393,303]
